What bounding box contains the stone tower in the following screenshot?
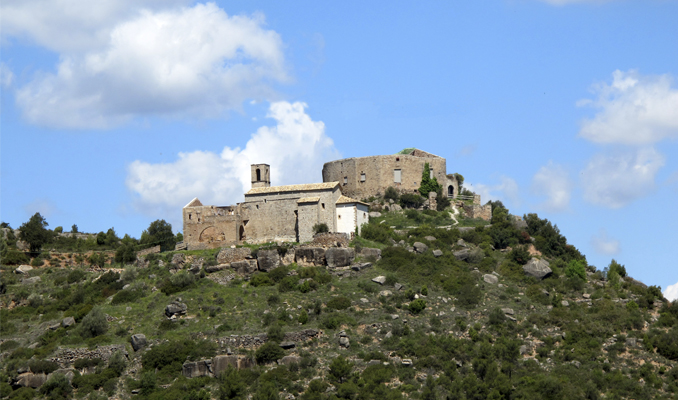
[251,164,270,188]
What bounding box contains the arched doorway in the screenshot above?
[448,185,454,198]
[239,225,246,241]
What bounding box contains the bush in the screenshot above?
[298,309,308,325]
[361,223,394,244]
[326,296,351,310]
[170,271,195,288]
[267,324,285,343]
[79,307,108,338]
[313,223,329,235]
[142,339,216,372]
[488,308,506,326]
[508,246,530,265]
[400,193,425,209]
[565,260,587,281]
[255,342,285,364]
[114,244,137,264]
[2,249,29,265]
[384,187,399,202]
[328,356,353,384]
[40,373,72,400]
[28,359,59,374]
[250,273,274,287]
[408,299,427,314]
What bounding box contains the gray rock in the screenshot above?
[369,212,382,218]
[360,248,382,261]
[391,204,402,211]
[325,248,355,268]
[13,372,47,388]
[278,356,301,366]
[391,314,400,320]
[626,338,637,347]
[433,249,443,257]
[561,300,569,307]
[372,276,387,285]
[257,249,281,272]
[483,274,498,284]
[165,301,187,318]
[351,262,372,271]
[231,260,258,275]
[182,360,212,378]
[424,236,437,242]
[402,359,413,366]
[61,317,75,328]
[379,290,392,297]
[394,283,403,291]
[22,276,41,285]
[582,293,591,299]
[339,337,350,348]
[279,341,296,349]
[523,258,552,280]
[171,253,186,267]
[519,345,530,355]
[48,323,61,330]
[456,239,467,247]
[502,308,515,315]
[205,263,230,273]
[131,334,148,351]
[122,284,131,290]
[49,369,75,384]
[295,247,326,266]
[15,265,33,274]
[212,355,239,375]
[368,359,381,366]
[217,247,252,264]
[413,242,428,253]
[453,249,470,261]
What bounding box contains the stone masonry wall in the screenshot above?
[322,153,448,200]
[183,205,241,250]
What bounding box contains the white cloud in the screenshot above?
[581,148,664,208]
[23,198,58,219]
[591,229,620,255]
[0,63,14,88]
[578,70,678,145]
[664,281,678,302]
[0,0,191,53]
[126,101,339,220]
[466,176,520,208]
[531,162,572,212]
[12,3,288,129]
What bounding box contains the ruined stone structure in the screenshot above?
[321,149,459,200]
[183,166,369,250]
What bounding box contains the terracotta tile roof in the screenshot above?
[336,195,369,206]
[245,182,340,195]
[297,197,320,203]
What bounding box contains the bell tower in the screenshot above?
[251,164,270,188]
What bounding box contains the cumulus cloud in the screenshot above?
[126,101,339,219]
[591,229,620,255]
[0,0,191,53]
[466,176,520,208]
[531,162,572,212]
[664,281,678,302]
[11,3,288,129]
[581,148,664,208]
[578,70,678,145]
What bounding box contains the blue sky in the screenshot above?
[2,0,677,298]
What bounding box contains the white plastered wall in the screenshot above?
[336,204,355,236]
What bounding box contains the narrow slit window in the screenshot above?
[343,176,348,185]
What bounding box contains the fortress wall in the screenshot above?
[183,206,240,250]
[323,154,447,199]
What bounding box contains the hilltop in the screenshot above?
[1,198,677,400]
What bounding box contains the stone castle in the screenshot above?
[182,149,466,250]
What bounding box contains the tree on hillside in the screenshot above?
[418,162,442,197]
[19,213,53,254]
[141,219,176,252]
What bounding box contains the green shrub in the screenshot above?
[142,339,216,372]
[111,289,143,305]
[408,299,427,314]
[40,373,72,400]
[255,342,285,364]
[28,359,59,374]
[400,193,425,209]
[250,273,274,287]
[326,296,351,310]
[31,257,44,267]
[488,308,506,326]
[79,307,108,338]
[73,358,104,370]
[2,249,29,265]
[565,260,587,281]
[361,223,394,244]
[321,313,356,330]
[384,187,399,201]
[298,309,308,325]
[267,324,285,343]
[268,265,289,282]
[312,223,329,235]
[508,246,530,265]
[328,356,353,384]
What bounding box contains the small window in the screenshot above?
[338,215,341,219]
[396,157,400,162]
[322,203,325,210]
[256,204,259,209]
[360,173,366,182]
[394,169,402,183]
[189,214,192,220]
[430,169,433,179]
[343,176,348,185]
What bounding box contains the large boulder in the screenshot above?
[182,360,212,378]
[13,373,48,388]
[217,247,252,264]
[369,211,382,218]
[22,276,41,285]
[325,248,355,268]
[483,274,498,284]
[15,265,33,274]
[372,276,387,285]
[205,263,229,273]
[165,301,187,318]
[231,260,258,275]
[359,247,382,261]
[257,250,280,272]
[278,356,302,366]
[171,253,186,267]
[281,248,295,265]
[295,247,326,266]
[212,355,239,376]
[61,317,75,328]
[130,334,148,351]
[453,249,470,261]
[413,242,428,253]
[523,258,552,280]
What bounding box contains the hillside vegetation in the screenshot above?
[1,202,677,400]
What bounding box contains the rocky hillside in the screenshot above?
[1,202,677,400]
